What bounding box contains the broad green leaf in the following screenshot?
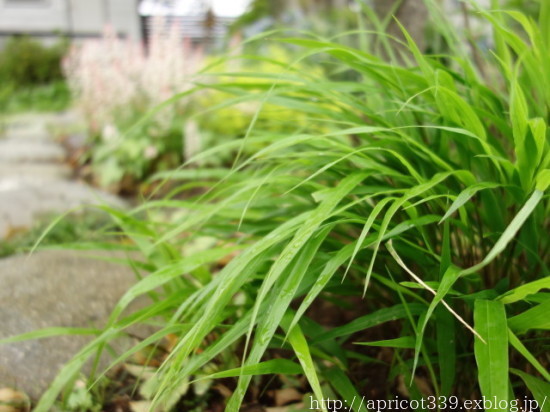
[437,219,455,396]
[313,303,425,343]
[510,75,529,158]
[528,118,546,167]
[154,215,308,405]
[508,329,550,382]
[287,212,440,336]
[436,87,487,140]
[324,366,368,412]
[474,300,509,411]
[439,182,502,223]
[164,299,275,394]
[542,0,550,47]
[285,320,326,412]
[0,327,100,345]
[343,196,393,280]
[354,336,415,348]
[365,171,457,294]
[227,226,331,410]
[407,263,461,381]
[498,278,550,304]
[536,170,550,191]
[196,359,303,381]
[436,307,455,396]
[395,19,433,80]
[510,369,550,412]
[107,246,241,323]
[508,300,550,334]
[462,189,545,276]
[248,171,367,342]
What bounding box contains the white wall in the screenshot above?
[0,0,140,40]
[70,0,105,33]
[0,0,68,32]
[107,0,140,40]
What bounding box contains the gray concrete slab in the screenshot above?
[0,164,72,181]
[0,250,148,399]
[0,112,137,400]
[0,140,66,163]
[0,180,126,239]
[1,120,49,141]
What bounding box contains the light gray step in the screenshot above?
[0,180,126,239]
[0,164,72,181]
[0,250,150,400]
[0,140,66,163]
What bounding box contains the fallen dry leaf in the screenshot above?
[266,403,305,412]
[213,383,233,399]
[0,388,30,412]
[129,400,163,412]
[413,375,434,397]
[241,404,265,412]
[272,387,303,406]
[164,333,179,352]
[396,374,410,398]
[123,363,157,380]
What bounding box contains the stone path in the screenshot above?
[0,113,141,400]
[0,112,124,239]
[0,250,143,400]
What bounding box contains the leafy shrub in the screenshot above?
[64,33,322,187]
[0,36,70,113]
[63,21,203,188]
[0,80,71,114]
[0,211,115,258]
[0,36,67,87]
[9,1,550,411]
[191,45,326,166]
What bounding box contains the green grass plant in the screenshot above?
[3,1,549,410]
[0,35,70,114]
[0,211,116,258]
[0,81,71,114]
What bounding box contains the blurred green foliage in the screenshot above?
[0,35,68,87]
[0,211,115,258]
[0,81,71,114]
[8,1,550,410]
[0,36,70,113]
[89,116,186,191]
[193,45,325,165]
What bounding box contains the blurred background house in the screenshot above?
[0,0,250,49]
[0,0,252,119]
[0,0,141,47]
[140,0,248,48]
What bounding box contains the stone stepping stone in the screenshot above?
[1,112,84,134]
[0,164,72,181]
[1,114,50,130]
[0,111,141,400]
[0,140,66,163]
[0,250,147,400]
[1,122,50,142]
[0,180,126,239]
